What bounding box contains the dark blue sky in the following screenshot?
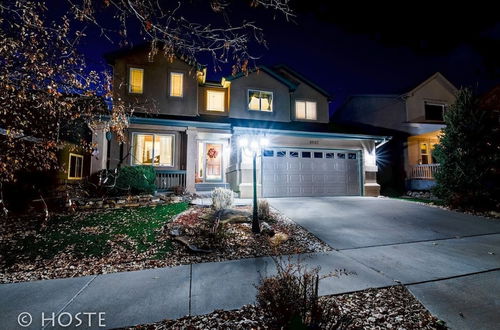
[77,1,500,114]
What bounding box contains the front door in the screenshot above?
[196,142,223,182]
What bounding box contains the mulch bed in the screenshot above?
[122,286,445,329]
[0,205,330,283]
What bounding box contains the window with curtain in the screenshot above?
[248,90,273,111]
[132,133,174,166]
[170,72,184,97]
[129,68,144,94]
[68,153,83,179]
[206,90,225,112]
[295,100,317,120]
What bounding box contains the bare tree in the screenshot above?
[66,0,294,73]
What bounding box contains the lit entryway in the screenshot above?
[262,148,361,197]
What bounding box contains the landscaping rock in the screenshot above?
[260,222,275,237]
[219,209,251,224]
[269,232,288,246]
[174,236,212,253]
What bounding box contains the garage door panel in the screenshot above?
[262,148,361,197]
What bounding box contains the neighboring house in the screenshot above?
[334,72,458,192]
[91,46,389,197]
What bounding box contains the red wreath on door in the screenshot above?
[207,147,218,159]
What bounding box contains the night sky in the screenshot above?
[76,1,500,114]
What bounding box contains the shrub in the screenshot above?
[256,258,352,328]
[114,166,156,195]
[211,187,234,211]
[258,199,270,220]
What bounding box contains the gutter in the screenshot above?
[375,136,392,149]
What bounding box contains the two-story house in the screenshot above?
[334,72,458,192]
[90,46,389,197]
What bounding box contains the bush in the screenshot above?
[256,258,352,328]
[258,199,270,220]
[211,187,234,211]
[114,166,156,195]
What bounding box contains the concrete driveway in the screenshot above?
[269,197,500,330]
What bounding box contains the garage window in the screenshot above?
[314,152,323,158]
[277,151,286,157]
[337,153,346,159]
[263,150,274,157]
[325,152,335,159]
[290,151,299,158]
[348,153,357,159]
[302,151,311,158]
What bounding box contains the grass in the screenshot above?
[2,203,188,267]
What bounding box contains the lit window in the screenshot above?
[295,100,317,120]
[420,143,430,164]
[129,68,144,94]
[425,103,445,121]
[248,90,273,111]
[170,72,184,97]
[132,133,174,166]
[206,90,225,112]
[68,153,83,179]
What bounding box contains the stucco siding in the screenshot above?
[291,82,329,123]
[228,71,291,122]
[112,51,198,116]
[406,77,456,122]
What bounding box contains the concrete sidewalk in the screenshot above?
[0,251,393,329]
[2,233,499,329]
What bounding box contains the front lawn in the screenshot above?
[0,203,188,283]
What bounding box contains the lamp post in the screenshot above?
[238,135,268,234]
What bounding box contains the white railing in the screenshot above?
[409,164,440,180]
[155,170,186,191]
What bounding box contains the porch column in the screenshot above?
[90,122,108,175]
[185,127,197,193]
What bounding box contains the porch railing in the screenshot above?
[155,170,186,191]
[409,164,440,180]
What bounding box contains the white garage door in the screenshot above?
[262,148,361,197]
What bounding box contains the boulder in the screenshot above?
[270,232,289,246]
[260,222,275,237]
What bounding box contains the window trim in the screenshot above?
[206,90,226,112]
[247,89,274,112]
[131,132,175,167]
[424,102,446,121]
[128,67,144,94]
[68,153,84,180]
[169,72,184,97]
[295,99,318,121]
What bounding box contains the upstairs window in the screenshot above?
[295,101,317,120]
[68,153,83,179]
[129,68,144,94]
[170,72,184,97]
[425,103,445,121]
[248,90,273,112]
[206,90,225,112]
[132,133,174,167]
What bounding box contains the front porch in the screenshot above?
[406,130,441,190]
[406,164,439,190]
